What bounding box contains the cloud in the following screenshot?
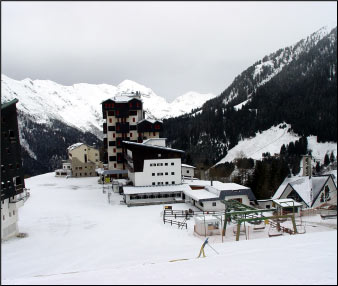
[2,2,337,101]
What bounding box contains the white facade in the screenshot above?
[123,184,190,206]
[194,215,222,236]
[1,196,24,240]
[181,164,195,179]
[312,177,337,208]
[130,158,182,187]
[273,175,337,209]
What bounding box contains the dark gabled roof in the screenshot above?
[220,189,257,201]
[123,141,184,154]
[1,98,18,110]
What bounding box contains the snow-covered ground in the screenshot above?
[2,173,337,285]
[216,123,337,165]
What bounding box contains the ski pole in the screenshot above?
[207,243,219,255]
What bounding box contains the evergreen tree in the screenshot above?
[330,151,335,163]
[324,153,330,166]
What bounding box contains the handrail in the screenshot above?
[163,218,187,229]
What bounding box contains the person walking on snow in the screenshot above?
[197,237,209,258]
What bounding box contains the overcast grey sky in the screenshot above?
[2,1,337,101]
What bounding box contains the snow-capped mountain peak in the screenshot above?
[1,74,215,138]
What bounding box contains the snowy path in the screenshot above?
[1,173,337,285]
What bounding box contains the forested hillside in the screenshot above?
[163,27,337,167]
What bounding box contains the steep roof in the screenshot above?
[67,143,85,152]
[272,175,333,207]
[123,141,184,154]
[181,164,196,169]
[123,184,191,195]
[1,98,18,110]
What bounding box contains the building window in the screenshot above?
[13,210,15,215]
[166,182,169,185]
[2,215,5,221]
[172,181,175,184]
[324,186,330,200]
[165,163,168,166]
[130,133,132,138]
[108,111,114,116]
[171,172,175,175]
[152,173,155,176]
[200,201,204,207]
[9,130,15,138]
[171,163,174,166]
[153,132,156,136]
[187,170,190,173]
[212,202,217,207]
[165,172,168,175]
[152,182,155,186]
[133,118,135,122]
[109,118,112,123]
[157,173,163,176]
[9,212,12,217]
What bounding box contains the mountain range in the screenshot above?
[163,25,337,167]
[1,25,337,177]
[1,75,215,175]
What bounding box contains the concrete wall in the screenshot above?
[69,144,100,165]
[87,147,100,164]
[71,158,97,177]
[125,192,183,205]
[1,197,23,240]
[132,158,181,187]
[194,219,222,236]
[182,166,194,179]
[185,194,250,211]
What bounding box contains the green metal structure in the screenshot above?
[221,200,298,241]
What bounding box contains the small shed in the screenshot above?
[272,199,303,216]
[194,215,222,236]
[181,164,196,179]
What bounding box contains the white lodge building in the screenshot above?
[123,140,183,187]
[121,140,189,206]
